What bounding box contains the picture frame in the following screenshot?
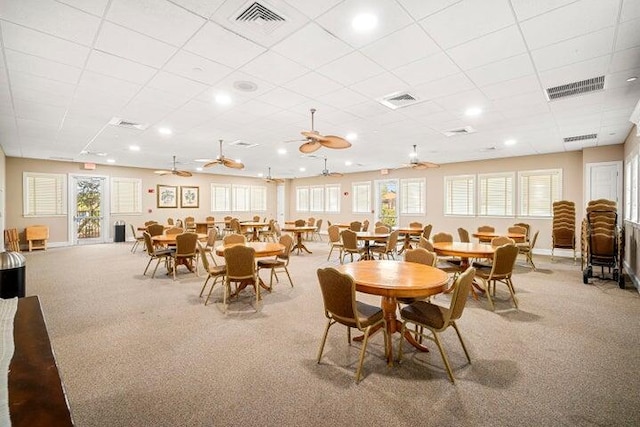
[180,186,199,208]
[157,185,178,208]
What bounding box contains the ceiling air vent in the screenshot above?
[229,140,259,148]
[546,76,605,101]
[234,2,286,35]
[378,92,421,110]
[563,133,597,143]
[442,126,476,137]
[108,117,149,131]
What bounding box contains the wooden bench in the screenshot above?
[25,225,48,252]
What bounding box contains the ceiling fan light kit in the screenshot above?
[154,155,193,177]
[404,145,439,169]
[264,167,284,183]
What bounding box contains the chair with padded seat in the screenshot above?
[422,224,433,241]
[517,230,539,270]
[198,244,226,306]
[397,248,438,305]
[508,226,527,243]
[362,219,369,232]
[184,216,196,232]
[171,232,198,280]
[432,232,463,276]
[146,223,165,237]
[397,267,476,383]
[130,224,144,253]
[340,229,366,263]
[223,245,259,313]
[457,227,470,243]
[327,225,344,262]
[476,225,495,243]
[223,233,246,245]
[316,267,389,383]
[371,229,399,260]
[202,227,219,266]
[142,232,174,278]
[311,219,323,241]
[349,221,362,232]
[417,236,434,251]
[257,234,294,290]
[474,243,519,311]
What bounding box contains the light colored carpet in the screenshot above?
[21,240,640,427]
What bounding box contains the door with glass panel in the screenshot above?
[71,176,107,244]
[374,179,398,228]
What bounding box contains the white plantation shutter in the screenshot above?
[445,175,475,216]
[631,158,638,222]
[24,172,67,216]
[519,169,562,217]
[478,173,514,216]
[325,184,340,213]
[296,187,309,212]
[250,186,266,211]
[310,186,324,212]
[232,185,250,212]
[111,178,141,214]
[400,178,425,214]
[624,160,631,221]
[211,184,231,212]
[352,182,371,213]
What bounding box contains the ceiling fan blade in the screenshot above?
[223,158,244,169]
[204,159,222,168]
[321,135,351,149]
[301,131,325,141]
[328,172,343,177]
[299,141,321,153]
[175,170,193,177]
[413,161,439,169]
[154,170,171,175]
[284,138,307,143]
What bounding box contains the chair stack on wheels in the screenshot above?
[581,199,625,288]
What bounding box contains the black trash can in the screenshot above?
[114,220,126,243]
[0,251,26,298]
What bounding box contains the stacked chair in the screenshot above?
[552,200,576,262]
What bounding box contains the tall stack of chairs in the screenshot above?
[552,200,576,262]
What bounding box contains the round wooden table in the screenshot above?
[215,242,285,295]
[281,226,317,254]
[433,242,495,298]
[355,231,390,260]
[336,260,449,363]
[472,231,526,243]
[239,222,269,241]
[151,233,208,273]
[394,227,423,253]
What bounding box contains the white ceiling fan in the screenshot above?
[204,139,244,169]
[264,167,284,184]
[320,157,343,177]
[154,155,192,177]
[287,108,352,154]
[402,145,439,170]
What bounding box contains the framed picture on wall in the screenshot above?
[157,185,178,208]
[180,186,199,208]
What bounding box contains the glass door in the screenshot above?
[374,179,398,228]
[71,176,107,244]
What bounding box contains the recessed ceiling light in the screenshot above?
[129,145,140,151]
[278,148,287,155]
[346,132,358,141]
[465,107,482,116]
[258,173,264,177]
[158,127,172,135]
[196,167,203,172]
[233,80,258,92]
[215,93,232,105]
[504,139,517,146]
[352,13,377,32]
[106,159,116,163]
[627,76,638,82]
[299,167,306,172]
[345,161,353,166]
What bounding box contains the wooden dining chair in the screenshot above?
[198,244,226,306]
[171,232,198,280]
[316,267,389,383]
[223,245,259,313]
[398,267,475,383]
[257,234,294,290]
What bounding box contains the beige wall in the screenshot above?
[623,125,640,289]
[0,146,5,249]
[289,150,612,254]
[5,157,278,246]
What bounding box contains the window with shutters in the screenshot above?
[310,186,324,212]
[325,184,340,213]
[250,186,267,212]
[352,182,371,213]
[211,184,231,212]
[232,185,250,212]
[631,158,638,222]
[296,187,309,212]
[23,172,67,216]
[111,177,141,214]
[478,173,514,217]
[624,160,631,221]
[519,169,562,217]
[444,175,475,216]
[400,178,425,214]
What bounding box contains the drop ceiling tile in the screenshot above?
[163,50,232,86]
[531,28,615,72]
[398,100,445,120]
[500,101,551,120]
[420,0,515,49]
[75,70,141,106]
[351,71,408,99]
[10,84,73,108]
[480,74,541,100]
[316,0,413,48]
[395,0,462,20]
[538,55,610,89]
[196,71,276,105]
[86,50,158,85]
[132,86,191,110]
[14,99,66,126]
[1,22,90,68]
[283,0,342,19]
[169,0,225,18]
[615,18,640,51]
[95,22,178,68]
[271,23,353,69]
[606,67,640,90]
[184,22,266,68]
[610,47,640,73]
[620,0,640,22]
[147,71,208,98]
[5,49,82,84]
[348,100,393,119]
[433,89,492,116]
[392,52,460,87]
[57,0,109,16]
[466,53,534,87]
[361,24,441,69]
[118,102,175,125]
[316,51,384,86]
[282,72,342,98]
[446,25,527,70]
[241,51,310,86]
[511,0,576,21]
[107,0,205,46]
[0,0,101,44]
[412,72,476,101]
[258,87,310,110]
[520,0,618,50]
[10,73,76,99]
[317,87,369,109]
